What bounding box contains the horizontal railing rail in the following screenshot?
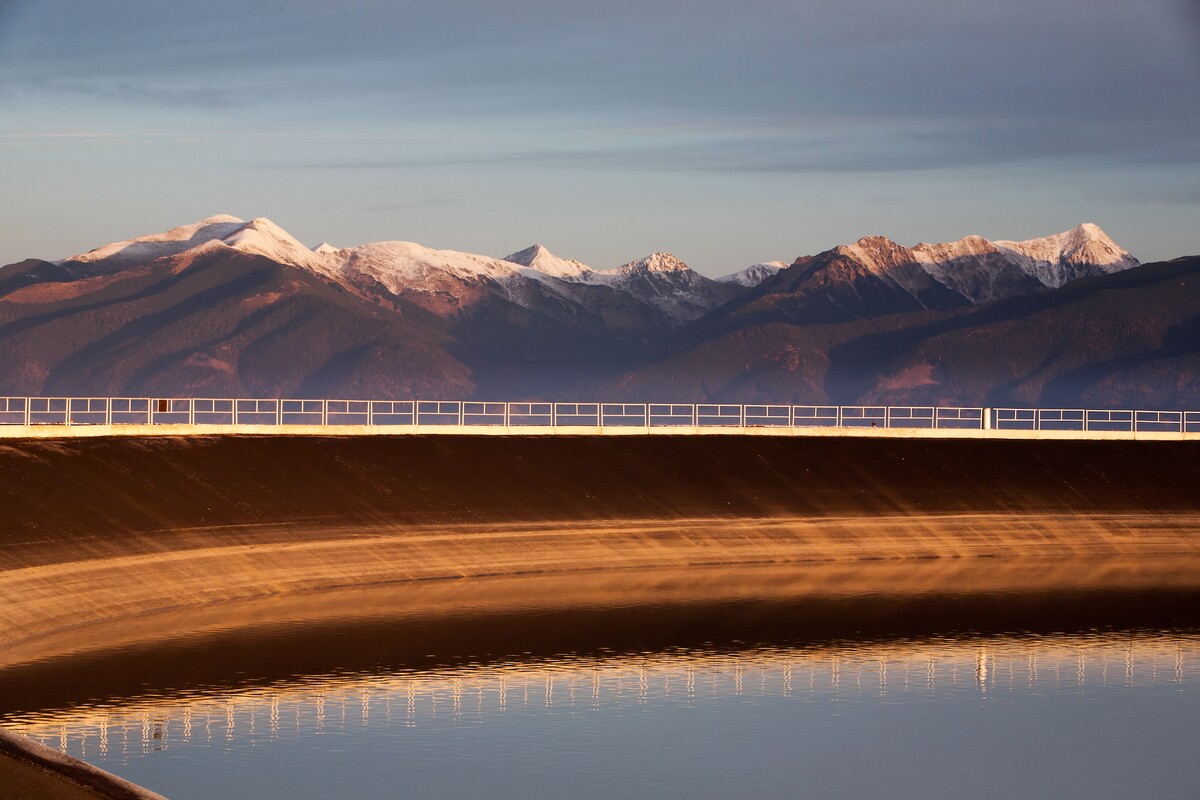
[0,397,1197,435]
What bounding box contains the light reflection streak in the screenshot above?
[5,632,1197,760]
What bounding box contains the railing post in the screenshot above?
[984,408,991,430]
[24,398,30,428]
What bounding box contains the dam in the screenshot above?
[1,420,1198,798]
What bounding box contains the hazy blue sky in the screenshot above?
[1,0,1197,274]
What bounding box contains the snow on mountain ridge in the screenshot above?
[65,214,248,270]
[54,215,1140,326]
[616,252,691,275]
[994,223,1138,288]
[339,240,522,296]
[220,217,337,275]
[502,244,594,280]
[498,245,733,320]
[716,262,787,287]
[814,224,1139,304]
[64,218,722,321]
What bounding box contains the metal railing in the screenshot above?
[1,397,1198,434]
[991,408,1200,434]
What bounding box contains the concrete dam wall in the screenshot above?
[1,434,1199,672]
[2,434,1199,548]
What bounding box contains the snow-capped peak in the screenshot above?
[223,217,304,257]
[994,223,1138,288]
[65,214,247,268]
[831,236,910,279]
[503,244,594,279]
[716,262,787,287]
[200,213,243,225]
[220,217,330,270]
[616,252,692,275]
[312,242,340,255]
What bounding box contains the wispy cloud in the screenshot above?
[11,78,245,109]
[259,116,1200,177]
[1132,186,1200,206]
[360,198,456,213]
[0,131,197,140]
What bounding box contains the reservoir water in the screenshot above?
[2,584,1198,799]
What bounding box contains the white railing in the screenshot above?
[1,397,1198,434]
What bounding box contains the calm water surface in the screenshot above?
[4,592,1199,799]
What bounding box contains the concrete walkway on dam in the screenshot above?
[3,421,1200,441]
[2,398,1198,441]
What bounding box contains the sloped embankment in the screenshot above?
[1,434,1199,668]
[2,434,1199,554]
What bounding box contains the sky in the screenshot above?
[0,0,1197,275]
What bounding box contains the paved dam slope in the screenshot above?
[2,434,1199,669]
[1,434,1199,551]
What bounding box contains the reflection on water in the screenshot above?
[4,568,1200,800]
[4,630,1198,798]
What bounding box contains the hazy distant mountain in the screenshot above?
[500,245,743,323]
[716,262,787,287]
[1,214,1188,407]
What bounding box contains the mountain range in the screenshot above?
[0,215,1196,408]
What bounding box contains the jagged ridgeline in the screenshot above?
[0,215,1195,407]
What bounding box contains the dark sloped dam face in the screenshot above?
[1,435,1199,799]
